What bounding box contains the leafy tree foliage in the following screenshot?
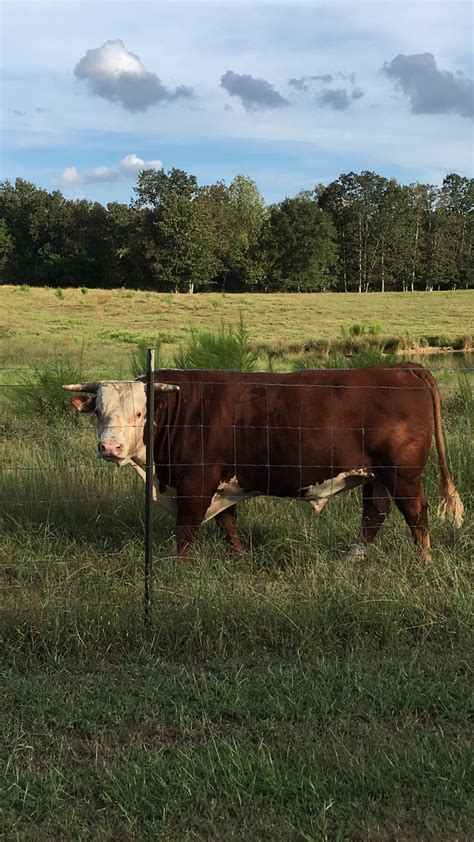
[133,168,217,292]
[265,193,338,290]
[1,169,472,291]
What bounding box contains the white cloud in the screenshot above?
[51,155,162,188]
[74,39,193,111]
[53,166,81,186]
[119,153,162,172]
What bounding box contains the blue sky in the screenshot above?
[2,0,473,205]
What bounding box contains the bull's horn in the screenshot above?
[153,383,180,392]
[62,382,99,392]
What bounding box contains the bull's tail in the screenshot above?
[414,368,464,527]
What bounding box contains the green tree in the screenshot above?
[106,202,150,289]
[318,171,387,292]
[436,174,474,289]
[133,167,217,292]
[265,194,338,290]
[0,178,50,281]
[0,218,14,279]
[157,192,218,292]
[225,175,267,290]
[134,167,198,206]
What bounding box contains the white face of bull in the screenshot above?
[68,381,148,465]
[65,379,180,464]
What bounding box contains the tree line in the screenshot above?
[0,169,472,292]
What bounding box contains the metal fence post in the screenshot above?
[144,348,155,623]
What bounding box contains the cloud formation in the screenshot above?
[220,70,289,111]
[288,72,363,110]
[382,53,473,118]
[52,154,162,188]
[317,87,364,110]
[74,40,193,112]
[288,74,333,92]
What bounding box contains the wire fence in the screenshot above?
[1,358,472,614]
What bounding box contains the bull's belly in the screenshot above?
[202,469,374,521]
[130,463,375,521]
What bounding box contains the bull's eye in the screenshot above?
[136,411,142,419]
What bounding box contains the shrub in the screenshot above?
[341,323,368,338]
[10,353,85,423]
[174,315,258,372]
[291,342,397,372]
[340,323,382,339]
[131,338,164,379]
[292,353,348,371]
[425,335,451,348]
[345,344,397,368]
[18,284,31,293]
[452,335,473,351]
[54,288,64,300]
[80,287,88,295]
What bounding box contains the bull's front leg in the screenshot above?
[175,491,213,561]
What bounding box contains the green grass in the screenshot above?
[0,289,473,839]
[2,651,472,840]
[0,285,472,374]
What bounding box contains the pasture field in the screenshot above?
[1,286,472,377]
[1,289,473,840]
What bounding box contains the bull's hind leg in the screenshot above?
[346,480,391,561]
[361,480,392,544]
[390,477,431,560]
[215,506,243,555]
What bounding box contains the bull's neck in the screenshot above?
[132,448,146,470]
[132,392,181,475]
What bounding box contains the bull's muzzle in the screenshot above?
[99,439,124,459]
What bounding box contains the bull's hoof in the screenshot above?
[345,543,367,562]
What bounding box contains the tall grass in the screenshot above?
[173,315,258,371]
[131,337,164,378]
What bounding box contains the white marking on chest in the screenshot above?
[203,475,260,523]
[302,469,374,514]
[129,462,178,516]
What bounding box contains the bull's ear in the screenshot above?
[70,395,95,413]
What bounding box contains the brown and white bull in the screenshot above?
[64,364,463,561]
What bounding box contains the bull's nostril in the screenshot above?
[99,440,123,457]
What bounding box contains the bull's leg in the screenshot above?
[361,481,391,545]
[346,481,391,561]
[392,479,431,560]
[215,506,243,555]
[175,495,212,562]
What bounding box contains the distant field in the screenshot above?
[1,286,472,374]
